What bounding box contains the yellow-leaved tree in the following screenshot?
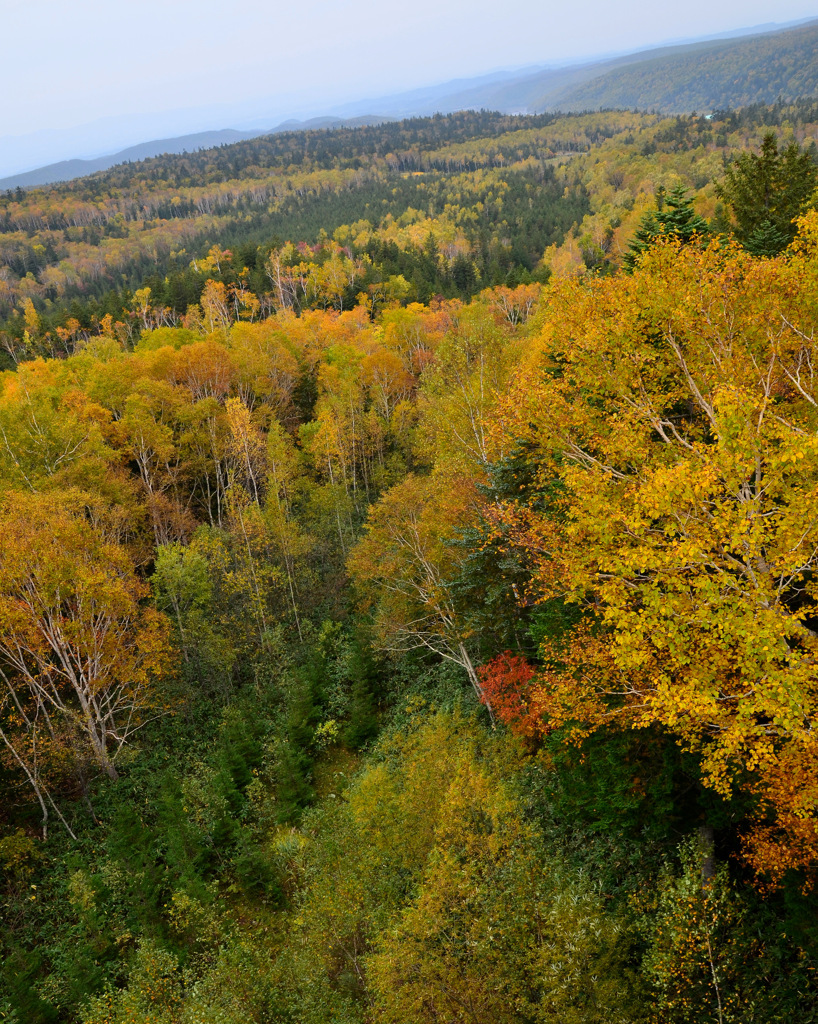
[0,490,171,836]
[347,473,490,710]
[486,216,818,882]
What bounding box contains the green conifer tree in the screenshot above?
[343,642,379,749]
[623,184,708,272]
[716,132,818,254]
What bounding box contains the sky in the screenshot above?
[2,0,818,175]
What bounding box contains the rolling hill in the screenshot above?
[3,18,817,191]
[549,20,818,112]
[0,117,388,191]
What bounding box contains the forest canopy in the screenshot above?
[2,103,818,1024]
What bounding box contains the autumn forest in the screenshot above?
[2,100,818,1023]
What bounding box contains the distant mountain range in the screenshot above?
[0,117,388,191]
[3,18,817,191]
[334,19,818,121]
[541,20,818,113]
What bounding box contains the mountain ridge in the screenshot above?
[4,17,817,191]
[0,117,389,191]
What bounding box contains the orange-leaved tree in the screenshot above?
[486,218,818,882]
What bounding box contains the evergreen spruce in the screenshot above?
[623,184,708,272]
[343,643,379,749]
[744,219,792,257]
[717,131,818,254]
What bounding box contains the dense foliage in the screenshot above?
[2,103,818,1024]
[3,101,817,369]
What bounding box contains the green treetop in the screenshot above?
[716,131,818,255]
[623,184,708,272]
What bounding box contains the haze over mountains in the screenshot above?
[330,19,818,121]
[0,119,388,192]
[2,16,817,190]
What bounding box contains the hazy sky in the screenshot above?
[2,0,817,170]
